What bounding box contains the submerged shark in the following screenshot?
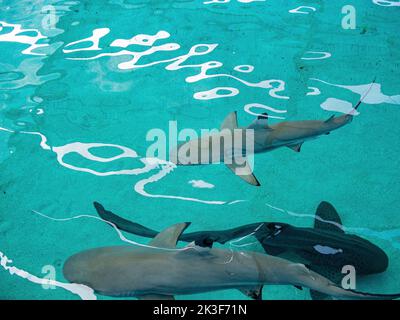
[93,201,389,300]
[170,85,373,186]
[63,219,399,300]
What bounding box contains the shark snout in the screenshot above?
[63,253,91,285]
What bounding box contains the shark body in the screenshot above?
[93,201,389,299]
[64,206,398,300]
[170,79,379,187]
[170,111,353,186]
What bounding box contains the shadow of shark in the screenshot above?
[169,84,374,186]
[93,201,389,300]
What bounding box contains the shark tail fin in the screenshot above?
[351,76,377,112]
[297,264,400,300]
[344,289,400,300]
[93,202,159,238]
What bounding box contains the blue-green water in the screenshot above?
[1,0,400,300]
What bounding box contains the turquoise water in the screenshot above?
[1,0,400,300]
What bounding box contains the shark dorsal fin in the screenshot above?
[314,201,344,233]
[149,222,191,248]
[221,111,238,130]
[324,115,335,123]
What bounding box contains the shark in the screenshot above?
[169,83,374,186]
[93,201,389,300]
[63,220,400,300]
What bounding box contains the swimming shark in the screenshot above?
[170,83,374,186]
[63,220,400,300]
[93,201,389,300]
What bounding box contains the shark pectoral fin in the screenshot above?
[220,111,238,130]
[287,143,303,152]
[238,285,264,300]
[137,294,175,300]
[149,222,191,248]
[225,158,260,186]
[314,201,344,233]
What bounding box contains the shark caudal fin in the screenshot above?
[221,112,261,186]
[350,77,377,113]
[343,289,400,300]
[297,264,400,300]
[310,275,400,300]
[93,202,159,238]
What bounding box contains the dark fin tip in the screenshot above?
[253,292,262,300]
[93,201,103,210]
[257,112,268,120]
[318,201,331,207]
[183,222,192,232]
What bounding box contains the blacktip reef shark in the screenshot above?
[63,218,400,300]
[93,201,389,300]
[170,80,376,186]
